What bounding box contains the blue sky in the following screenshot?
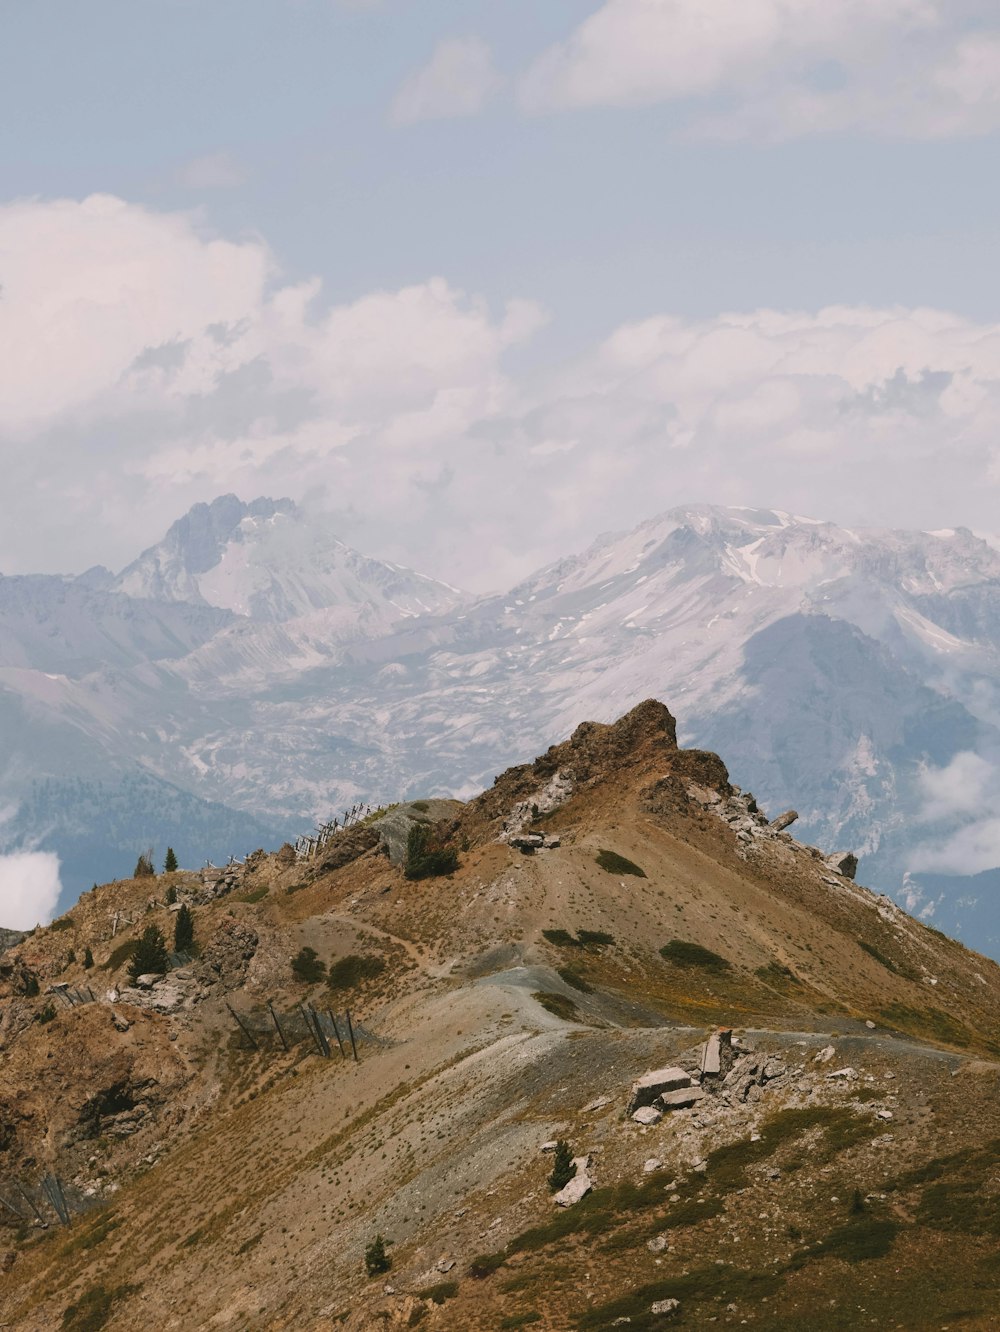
[5,0,1000,588]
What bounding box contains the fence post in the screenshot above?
[299,1004,325,1057]
[345,1009,359,1063]
[327,1009,346,1059]
[267,1001,289,1052]
[225,1001,259,1051]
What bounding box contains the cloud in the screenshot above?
[391,36,502,125]
[0,851,62,929]
[520,0,1000,140]
[8,194,1000,590]
[911,752,1000,874]
[174,152,248,190]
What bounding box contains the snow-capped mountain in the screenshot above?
[6,498,1000,954]
[115,494,465,623]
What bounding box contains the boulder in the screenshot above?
[770,810,798,832]
[554,1157,593,1207]
[632,1106,663,1126]
[814,1045,835,1064]
[134,973,164,989]
[700,1028,733,1079]
[825,852,858,880]
[651,1299,681,1317]
[628,1067,693,1113]
[658,1086,706,1111]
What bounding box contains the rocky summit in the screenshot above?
[1,701,999,1330]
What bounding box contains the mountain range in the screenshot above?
[3,494,1000,953]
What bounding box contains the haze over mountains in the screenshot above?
[3,494,1000,952]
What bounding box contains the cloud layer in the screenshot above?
[520,0,1000,139]
[5,195,1000,588]
[0,852,62,930]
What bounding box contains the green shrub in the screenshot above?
[133,850,155,879]
[595,849,646,877]
[327,954,386,990]
[291,946,326,984]
[468,1251,506,1279]
[532,991,582,1022]
[541,928,582,948]
[557,967,594,993]
[577,929,615,947]
[50,916,74,932]
[127,926,168,982]
[404,823,459,880]
[417,1281,458,1305]
[548,1139,577,1193]
[659,939,731,972]
[61,1283,139,1332]
[164,884,178,906]
[364,1234,391,1277]
[37,1003,57,1024]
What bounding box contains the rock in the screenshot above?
[540,1140,558,1153]
[647,1235,668,1252]
[827,1067,857,1080]
[632,1106,663,1126]
[825,852,859,880]
[865,1020,876,1029]
[651,1298,681,1317]
[814,1045,835,1064]
[770,810,798,831]
[658,1086,706,1111]
[134,973,164,989]
[554,1158,593,1207]
[643,1158,663,1174]
[761,1058,786,1081]
[582,1096,613,1113]
[628,1067,694,1113]
[877,1110,894,1121]
[435,1258,455,1274]
[700,1028,733,1079]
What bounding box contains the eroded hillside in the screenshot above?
[1,701,998,1331]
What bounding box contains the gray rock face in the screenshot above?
[0,928,26,957]
[371,800,462,867]
[826,851,859,879]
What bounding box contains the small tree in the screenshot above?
[174,904,194,953]
[133,849,156,879]
[165,884,177,905]
[404,823,460,881]
[364,1234,391,1277]
[128,925,169,982]
[291,946,326,984]
[548,1139,577,1193]
[164,847,178,873]
[83,946,94,970]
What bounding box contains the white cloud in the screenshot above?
[520,0,1000,140]
[174,152,248,190]
[8,194,1000,590]
[0,851,62,929]
[391,36,502,125]
[911,752,1000,874]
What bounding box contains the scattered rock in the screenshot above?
[134,973,163,990]
[814,1045,835,1064]
[647,1235,668,1252]
[643,1158,663,1174]
[540,1140,558,1153]
[658,1086,706,1111]
[827,1067,857,1080]
[651,1298,681,1317]
[582,1095,613,1113]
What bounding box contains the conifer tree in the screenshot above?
[174,903,194,953]
[133,849,156,879]
[128,925,168,982]
[548,1139,577,1193]
[364,1234,391,1277]
[83,946,94,970]
[164,847,178,873]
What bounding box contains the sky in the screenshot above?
[5,0,1000,593]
